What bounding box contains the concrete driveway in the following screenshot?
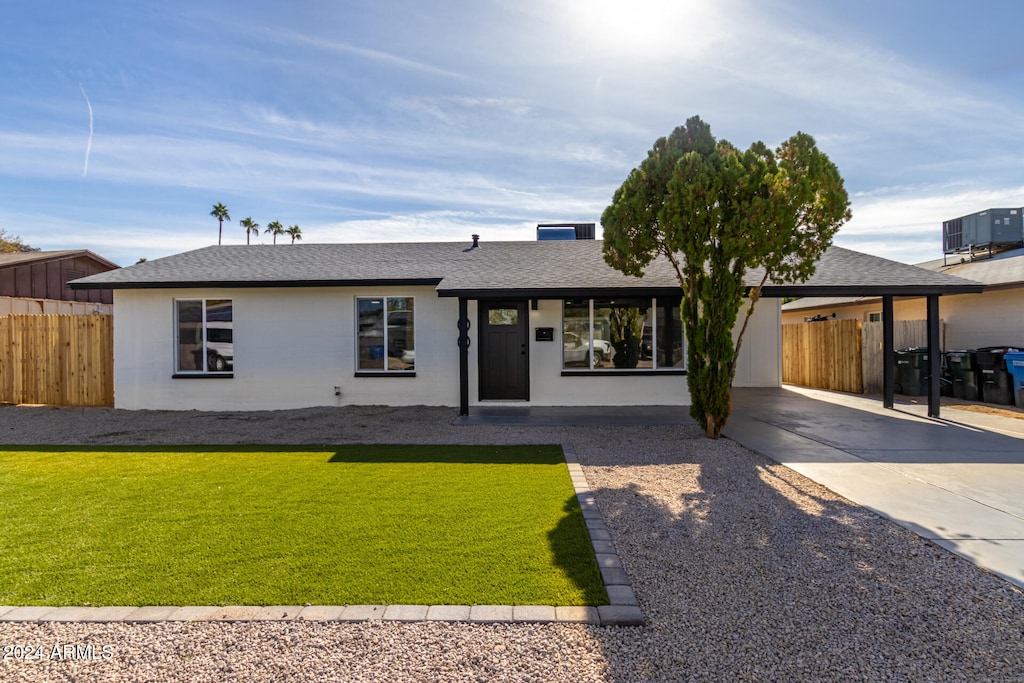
[726,385,1024,590]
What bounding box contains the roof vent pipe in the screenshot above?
[471,234,480,248]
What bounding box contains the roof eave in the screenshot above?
[763,284,986,297]
[70,278,444,291]
[436,286,685,299]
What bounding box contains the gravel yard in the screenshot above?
[1,404,1022,682]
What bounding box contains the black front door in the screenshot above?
[478,301,529,400]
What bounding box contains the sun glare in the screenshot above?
[561,0,721,60]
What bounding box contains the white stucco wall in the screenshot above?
[467,297,781,407]
[941,288,1023,349]
[486,299,690,407]
[113,286,461,410]
[113,289,783,410]
[731,298,782,387]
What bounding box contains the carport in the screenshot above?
[762,249,983,417]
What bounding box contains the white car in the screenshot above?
[563,332,612,365]
[205,322,233,371]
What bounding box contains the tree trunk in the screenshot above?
[704,413,727,439]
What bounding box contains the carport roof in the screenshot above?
[69,240,983,297]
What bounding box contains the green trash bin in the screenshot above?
[894,348,929,396]
[945,350,980,401]
[1004,351,1024,409]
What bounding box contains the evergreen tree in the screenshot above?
[603,116,850,437]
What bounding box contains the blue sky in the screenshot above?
[2,1,1023,266]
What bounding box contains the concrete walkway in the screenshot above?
[726,385,1024,590]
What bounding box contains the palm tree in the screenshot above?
[286,224,303,244]
[210,203,230,245]
[240,217,259,245]
[265,220,285,245]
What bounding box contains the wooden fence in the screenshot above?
[783,318,941,394]
[0,314,113,407]
[782,318,863,393]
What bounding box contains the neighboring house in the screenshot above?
[782,246,1024,350]
[0,250,119,315]
[69,238,980,413]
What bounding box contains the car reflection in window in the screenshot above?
[563,331,612,367]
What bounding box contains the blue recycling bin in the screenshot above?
[1005,351,1024,409]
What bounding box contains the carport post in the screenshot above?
[458,297,470,416]
[927,294,941,418]
[882,296,895,409]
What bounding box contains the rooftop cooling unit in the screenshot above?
[536,223,596,240]
[942,208,1023,256]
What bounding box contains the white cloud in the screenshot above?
[78,84,94,176]
[839,183,1024,263]
[259,28,468,81]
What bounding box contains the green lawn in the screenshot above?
[0,444,607,607]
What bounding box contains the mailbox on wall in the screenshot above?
[535,327,554,342]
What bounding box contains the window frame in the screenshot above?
[354,295,416,376]
[173,298,234,378]
[561,296,686,375]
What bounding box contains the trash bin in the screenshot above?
[1005,351,1024,409]
[894,348,929,396]
[945,350,980,401]
[975,347,1018,406]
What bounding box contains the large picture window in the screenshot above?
[357,296,415,372]
[176,299,233,374]
[562,297,684,371]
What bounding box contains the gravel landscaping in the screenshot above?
[1,404,1023,682]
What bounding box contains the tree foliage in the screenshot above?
[210,203,231,245]
[0,229,39,254]
[265,220,285,244]
[240,217,259,245]
[602,116,851,438]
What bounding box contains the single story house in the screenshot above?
[782,246,1024,350]
[0,250,119,315]
[69,237,982,415]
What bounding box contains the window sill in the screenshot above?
[354,372,417,378]
[561,369,687,377]
[172,373,234,379]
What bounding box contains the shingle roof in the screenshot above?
[70,240,982,297]
[783,247,1021,311]
[915,247,1024,287]
[0,249,119,269]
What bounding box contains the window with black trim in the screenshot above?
[176,299,233,374]
[356,296,415,372]
[562,297,684,371]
